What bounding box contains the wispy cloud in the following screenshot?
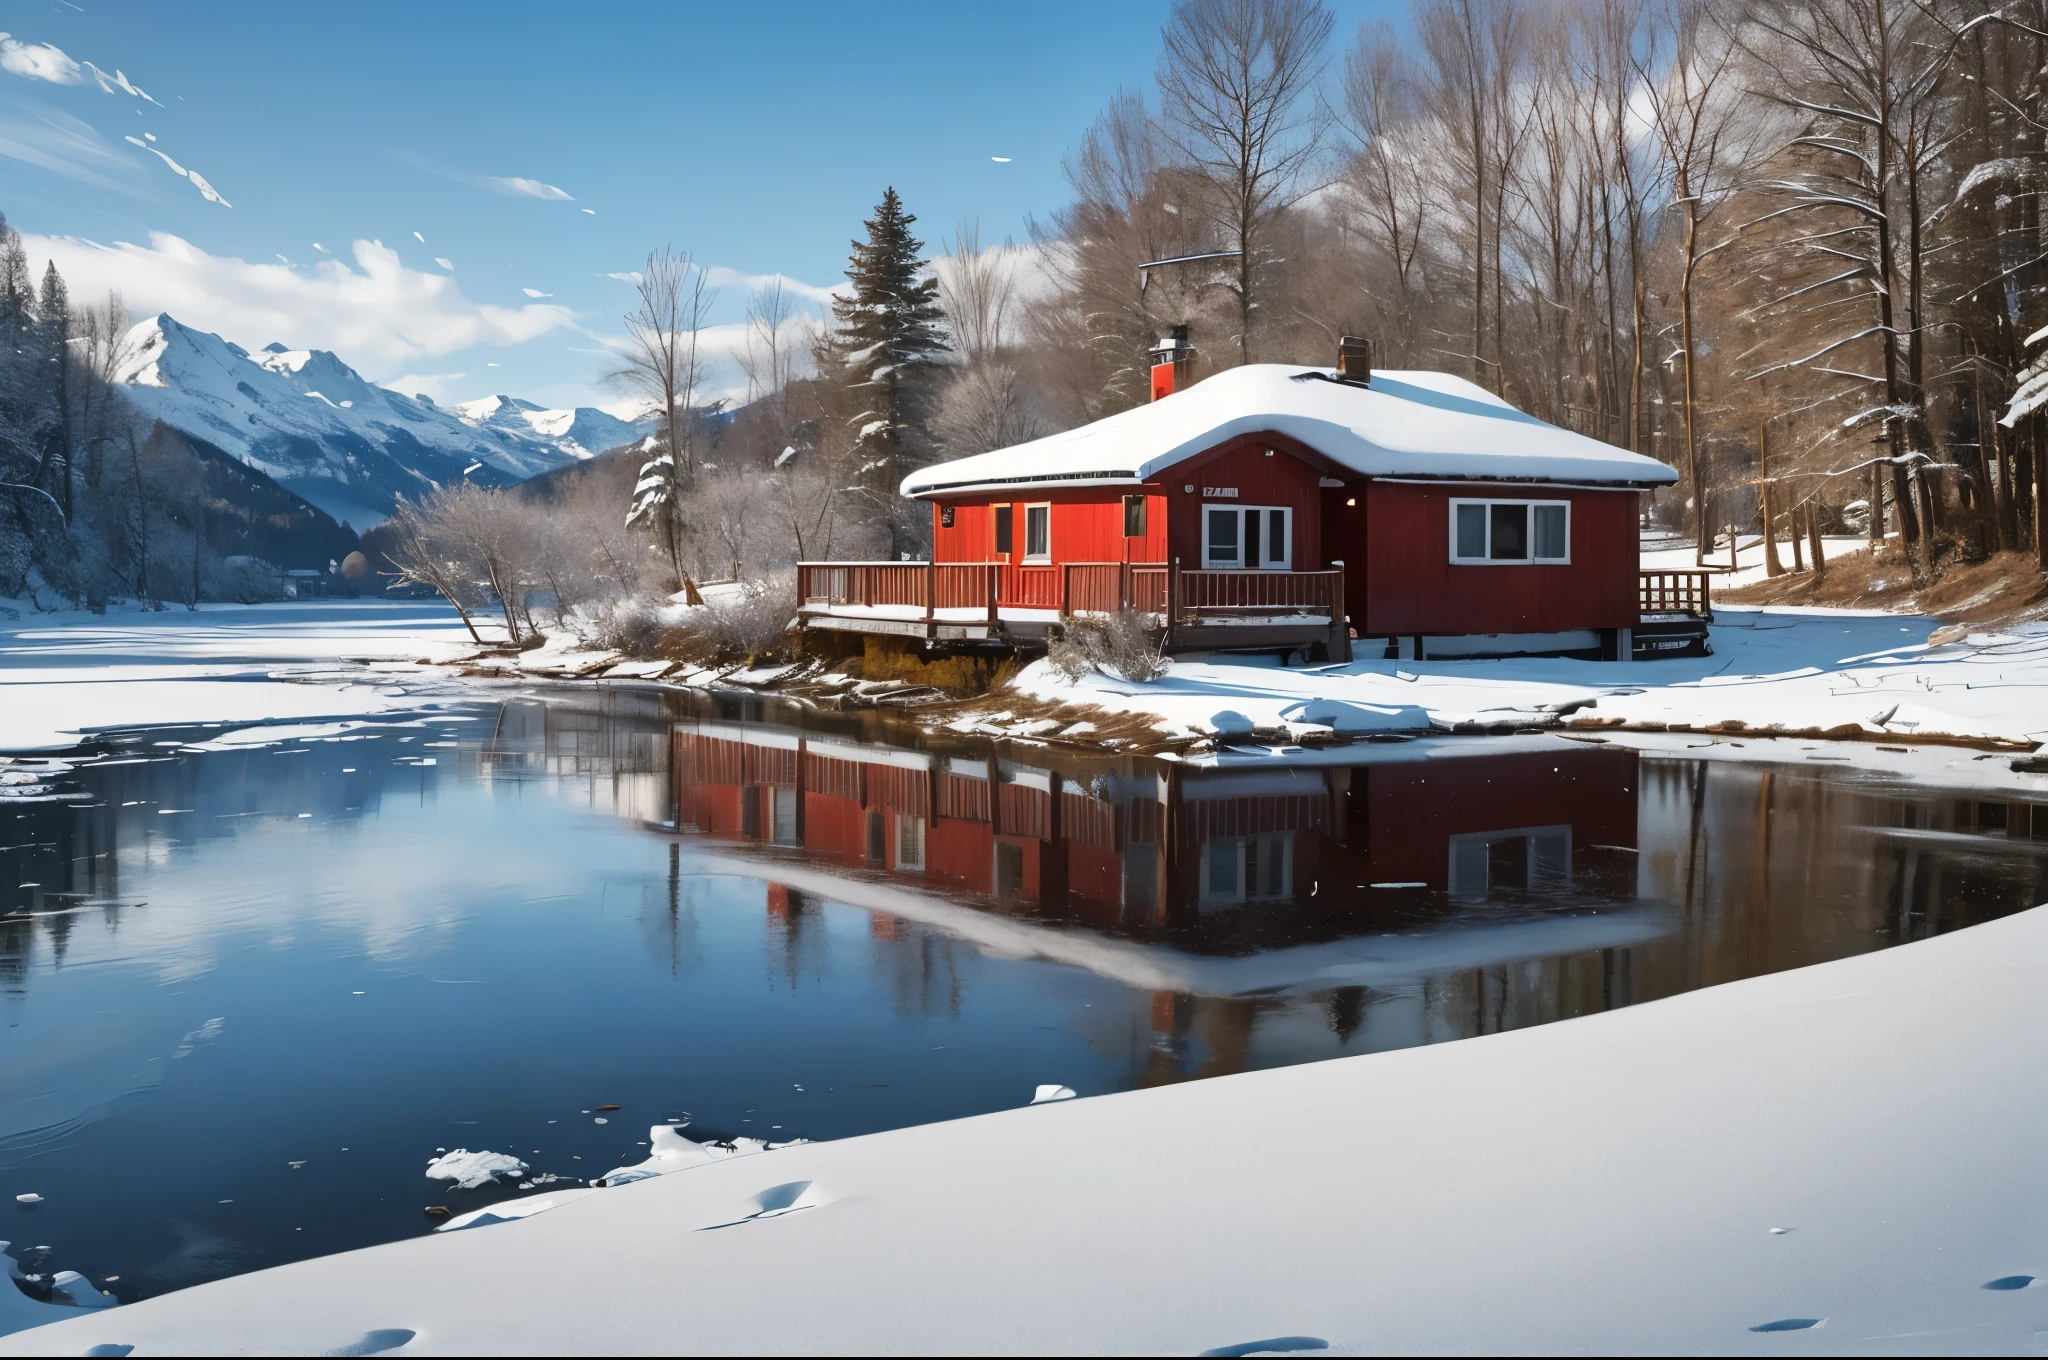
[0,34,80,84]
[598,271,642,284]
[80,60,159,106]
[487,176,572,201]
[403,154,577,203]
[20,230,579,372]
[521,287,552,298]
[124,135,230,206]
[0,35,162,105]
[0,95,137,191]
[385,371,469,403]
[700,266,840,307]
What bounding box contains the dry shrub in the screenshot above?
[1049,608,1170,683]
[690,571,798,658]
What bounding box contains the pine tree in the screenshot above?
[828,188,948,556]
[37,259,73,516]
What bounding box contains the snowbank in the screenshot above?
[1010,607,2048,752]
[0,600,481,753]
[12,899,2048,1355]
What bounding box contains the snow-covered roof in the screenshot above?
[901,365,1678,496]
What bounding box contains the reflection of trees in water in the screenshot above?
[637,843,712,982]
[1136,991,1274,1087]
[882,922,966,1023]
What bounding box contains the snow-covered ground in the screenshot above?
[1009,605,2048,751]
[1641,532,1874,588]
[12,893,2048,1355]
[0,600,482,753]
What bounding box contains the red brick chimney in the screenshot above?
[1337,335,1372,385]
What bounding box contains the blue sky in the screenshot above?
[2,0,1402,410]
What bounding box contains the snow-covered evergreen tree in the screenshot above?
[826,188,949,556]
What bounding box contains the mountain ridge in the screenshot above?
[113,314,652,526]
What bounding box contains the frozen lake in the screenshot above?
[4,688,2045,1305]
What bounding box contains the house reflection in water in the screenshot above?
[672,726,1642,938]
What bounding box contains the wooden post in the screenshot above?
[1060,563,1072,620]
[1809,508,1827,584]
[924,561,936,641]
[1119,560,1131,613]
[1167,557,1181,653]
[986,563,1000,634]
[1761,423,1784,577]
[1327,560,1350,664]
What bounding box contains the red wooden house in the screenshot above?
[799,341,1709,661]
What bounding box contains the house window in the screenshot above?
[895,814,925,872]
[1199,833,1293,907]
[1024,503,1051,562]
[1450,499,1570,564]
[993,504,1013,555]
[1123,494,1147,537]
[1448,826,1572,901]
[1202,504,1292,569]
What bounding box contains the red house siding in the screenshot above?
[930,486,1168,565]
[1351,481,1640,636]
[1159,440,1327,569]
[1345,748,1638,888]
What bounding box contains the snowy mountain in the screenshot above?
[453,395,647,462]
[113,314,653,526]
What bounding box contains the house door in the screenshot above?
[1322,486,1364,634]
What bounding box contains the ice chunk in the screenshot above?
[593,1125,772,1187]
[1031,1085,1077,1104]
[423,1149,528,1190]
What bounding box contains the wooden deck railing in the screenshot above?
[1638,569,1714,620]
[1177,568,1342,616]
[800,560,1339,626]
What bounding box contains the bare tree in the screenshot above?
[613,247,717,586]
[1416,0,1529,391]
[381,492,488,643]
[938,221,1022,364]
[1641,0,1761,562]
[1336,20,1434,355]
[1156,0,1336,365]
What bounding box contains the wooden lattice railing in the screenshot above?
[1639,569,1714,619]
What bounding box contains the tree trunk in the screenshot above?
[1808,507,1827,585]
[1761,424,1784,577]
[1790,505,1805,573]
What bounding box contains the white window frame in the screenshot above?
[1201,503,1293,570]
[1449,498,1571,565]
[1023,502,1052,563]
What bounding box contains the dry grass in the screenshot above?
[837,635,1018,697]
[1721,546,2048,631]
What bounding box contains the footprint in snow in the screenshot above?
[1749,1318,1824,1333]
[324,1327,417,1356]
[1198,1338,1329,1357]
[699,1180,827,1230]
[1983,1275,2036,1290]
